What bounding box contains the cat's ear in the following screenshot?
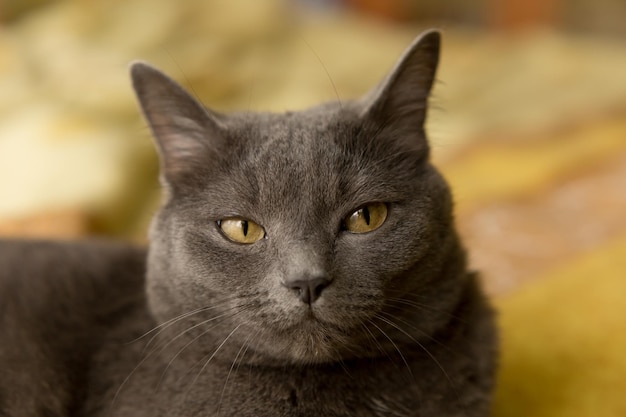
[360,30,440,152]
[130,62,224,189]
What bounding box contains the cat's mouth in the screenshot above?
[290,302,352,330]
[302,306,322,321]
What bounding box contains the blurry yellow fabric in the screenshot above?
[493,235,626,417]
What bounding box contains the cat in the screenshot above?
[0,30,497,416]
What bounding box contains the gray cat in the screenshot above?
[0,30,497,416]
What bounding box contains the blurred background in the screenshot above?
[1,0,625,415]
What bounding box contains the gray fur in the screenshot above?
[0,30,497,416]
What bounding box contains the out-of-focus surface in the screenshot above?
[1,0,625,415]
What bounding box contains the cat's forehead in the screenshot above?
[229,103,347,146]
[226,105,351,172]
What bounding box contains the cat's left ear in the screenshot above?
[130,62,225,192]
[360,30,440,151]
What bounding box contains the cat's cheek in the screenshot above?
[334,233,418,283]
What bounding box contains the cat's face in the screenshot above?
[133,31,459,363]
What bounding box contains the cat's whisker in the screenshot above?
[377,310,463,358]
[126,297,236,345]
[367,319,414,380]
[383,295,469,324]
[336,356,352,378]
[359,321,388,359]
[154,304,253,393]
[216,332,254,416]
[373,314,457,396]
[185,324,243,399]
[125,305,210,345]
[172,315,258,388]
[300,36,342,107]
[147,302,247,355]
[142,296,241,353]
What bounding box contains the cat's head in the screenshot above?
[132,31,465,364]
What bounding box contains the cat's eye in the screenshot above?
[344,203,388,234]
[218,218,265,244]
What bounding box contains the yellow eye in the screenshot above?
[344,203,388,234]
[218,218,265,244]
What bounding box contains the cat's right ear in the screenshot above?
[130,62,224,190]
[359,30,440,155]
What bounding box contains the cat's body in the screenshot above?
[0,31,497,416]
[0,240,148,416]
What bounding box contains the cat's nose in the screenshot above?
[284,276,331,304]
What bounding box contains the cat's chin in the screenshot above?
[269,329,344,364]
[246,312,361,365]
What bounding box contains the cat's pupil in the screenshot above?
[241,220,248,236]
[362,207,371,225]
